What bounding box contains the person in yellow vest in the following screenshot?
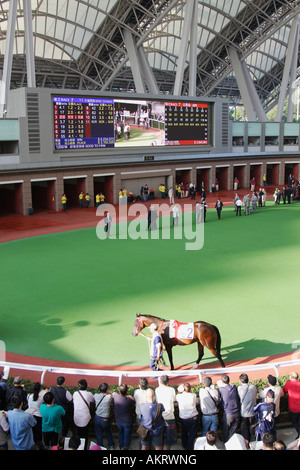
[263,173,267,187]
[177,184,181,199]
[79,191,84,208]
[100,193,105,205]
[95,193,101,208]
[122,188,127,197]
[119,189,124,205]
[159,184,166,199]
[85,193,90,208]
[61,194,67,212]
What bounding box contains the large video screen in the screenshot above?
[53,96,211,150]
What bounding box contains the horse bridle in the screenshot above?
[136,316,164,335]
[135,316,144,334]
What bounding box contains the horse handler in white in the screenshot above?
[149,323,163,371]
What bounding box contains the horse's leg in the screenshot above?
[166,346,174,370]
[191,342,204,369]
[207,346,225,368]
[215,350,225,368]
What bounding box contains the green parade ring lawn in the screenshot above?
[1,201,299,369]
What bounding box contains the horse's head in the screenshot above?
[132,313,145,336]
[132,313,161,336]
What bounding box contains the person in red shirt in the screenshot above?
[283,372,300,438]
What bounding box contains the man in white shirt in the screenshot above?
[73,379,95,449]
[155,375,177,450]
[236,197,242,216]
[168,187,174,204]
[171,204,179,226]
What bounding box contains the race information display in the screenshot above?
[53,97,114,149]
[164,102,208,145]
[53,96,211,150]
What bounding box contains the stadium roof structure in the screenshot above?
[0,0,300,120]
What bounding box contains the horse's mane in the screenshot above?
[138,313,167,321]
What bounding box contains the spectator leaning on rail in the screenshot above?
[155,375,177,450]
[176,383,199,450]
[6,376,28,411]
[139,388,165,451]
[112,384,135,450]
[283,372,300,439]
[237,373,257,442]
[49,376,73,437]
[218,374,240,443]
[199,377,220,436]
[94,382,114,450]
[73,379,95,449]
[134,377,150,449]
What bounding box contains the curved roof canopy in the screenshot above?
[0,0,300,113]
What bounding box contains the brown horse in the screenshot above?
[132,314,225,370]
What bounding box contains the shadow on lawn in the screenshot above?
[221,337,295,365]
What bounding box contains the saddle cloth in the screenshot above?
[169,320,194,340]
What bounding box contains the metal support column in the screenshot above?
[173,0,195,96]
[241,61,267,122]
[137,46,159,95]
[229,47,257,121]
[287,20,300,122]
[23,0,36,88]
[0,0,18,118]
[276,16,300,122]
[123,29,146,94]
[189,0,198,96]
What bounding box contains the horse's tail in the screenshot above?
[214,325,222,354]
[213,324,225,368]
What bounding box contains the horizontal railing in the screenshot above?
[1,359,299,386]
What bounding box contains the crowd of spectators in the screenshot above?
[0,370,300,451]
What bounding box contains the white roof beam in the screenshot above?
[276,15,300,121]
[189,0,198,97]
[240,61,267,122]
[123,28,146,93]
[229,46,257,121]
[173,0,195,96]
[23,0,36,87]
[287,19,300,122]
[0,0,18,118]
[137,45,159,94]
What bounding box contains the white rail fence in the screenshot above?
[1,359,300,386]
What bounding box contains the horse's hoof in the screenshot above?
[191,363,199,370]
